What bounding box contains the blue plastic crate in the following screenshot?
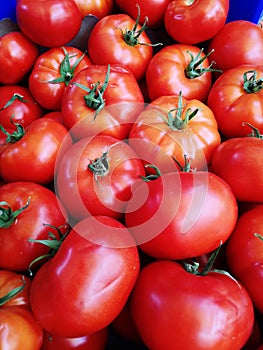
[0,0,17,22]
[227,0,263,24]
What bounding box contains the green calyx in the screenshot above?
[88,151,110,183]
[243,122,263,139]
[185,48,221,79]
[140,164,162,182]
[0,276,26,307]
[0,198,30,228]
[255,233,263,241]
[243,70,263,93]
[0,122,25,143]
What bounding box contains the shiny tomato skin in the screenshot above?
[0,181,68,272]
[16,0,82,47]
[73,0,114,19]
[29,46,91,111]
[130,260,254,350]
[0,30,39,85]
[226,205,263,314]
[30,215,140,338]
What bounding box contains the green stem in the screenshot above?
[243,70,263,93]
[0,276,26,307]
[242,122,263,139]
[0,122,25,143]
[0,198,30,228]
[185,48,221,79]
[140,164,162,182]
[0,93,28,111]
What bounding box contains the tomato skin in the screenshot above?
[29,47,91,111]
[16,0,82,47]
[0,85,44,130]
[211,137,263,203]
[73,0,114,19]
[207,65,263,138]
[208,21,263,73]
[164,0,229,44]
[0,181,68,272]
[0,30,39,85]
[125,171,238,260]
[226,205,263,314]
[130,260,254,350]
[146,44,213,102]
[87,14,153,81]
[30,216,140,338]
[0,118,72,184]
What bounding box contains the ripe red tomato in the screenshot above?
[0,118,72,184]
[129,94,221,172]
[0,24,39,85]
[164,0,229,44]
[87,13,154,81]
[130,260,254,350]
[0,181,68,272]
[125,170,238,259]
[207,65,263,138]
[0,85,44,130]
[226,205,263,314]
[16,0,82,47]
[208,20,263,73]
[73,0,114,19]
[0,270,43,350]
[56,134,145,222]
[61,64,144,140]
[146,44,214,102]
[30,215,140,338]
[29,46,91,111]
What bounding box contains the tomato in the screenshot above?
[0,270,43,350]
[87,13,154,81]
[115,0,171,29]
[257,345,263,350]
[29,46,91,111]
[16,0,82,47]
[41,327,108,350]
[61,64,144,140]
[146,44,215,102]
[125,170,238,260]
[55,134,145,223]
[129,94,221,172]
[0,118,72,184]
[0,181,68,272]
[0,85,44,131]
[211,130,263,203]
[207,65,263,138]
[30,215,140,338]
[0,19,39,85]
[73,0,114,19]
[164,0,229,44]
[226,205,263,314]
[208,20,263,73]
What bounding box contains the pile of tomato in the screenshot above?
[1,0,263,349]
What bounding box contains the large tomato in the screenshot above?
[16,0,82,47]
[129,94,221,172]
[146,44,215,102]
[0,181,68,272]
[73,0,114,19]
[0,269,43,350]
[164,0,229,44]
[130,259,254,350]
[125,170,238,259]
[29,46,91,111]
[61,64,144,140]
[207,65,263,138]
[30,215,140,338]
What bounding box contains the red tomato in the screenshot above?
[115,0,171,29]
[87,13,154,81]
[73,0,114,19]
[0,181,68,272]
[0,118,72,184]
[226,205,263,314]
[211,132,263,203]
[208,20,263,73]
[29,46,91,111]
[129,94,221,172]
[125,170,238,259]
[146,44,214,102]
[0,20,39,85]
[164,0,229,44]
[0,85,44,130]
[30,215,140,338]
[56,134,145,222]
[16,0,82,47]
[61,64,144,140]
[130,260,254,350]
[0,270,43,350]
[207,65,263,138]
[257,345,263,350]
